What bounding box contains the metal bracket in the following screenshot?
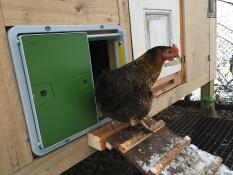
[208,55,211,61]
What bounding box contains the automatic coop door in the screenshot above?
[7,25,128,156]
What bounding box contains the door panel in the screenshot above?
[184,0,211,82]
[129,0,183,95]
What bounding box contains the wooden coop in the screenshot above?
[0,0,216,175]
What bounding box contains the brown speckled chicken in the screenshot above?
[95,44,179,129]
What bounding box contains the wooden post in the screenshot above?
[201,80,216,116]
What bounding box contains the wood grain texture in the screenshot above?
[149,73,215,117]
[205,157,223,174]
[161,145,223,174]
[184,0,211,82]
[107,124,146,150]
[118,131,152,153]
[153,73,176,88]
[149,0,216,116]
[13,136,96,175]
[0,2,33,175]
[121,127,183,174]
[210,18,217,77]
[0,0,119,26]
[153,71,182,97]
[117,0,133,61]
[148,136,191,175]
[107,40,118,69]
[88,121,128,151]
[179,0,187,83]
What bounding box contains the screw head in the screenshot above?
[100,25,104,30]
[45,26,51,31]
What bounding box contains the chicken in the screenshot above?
[95,44,179,129]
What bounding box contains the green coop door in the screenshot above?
[20,33,98,149]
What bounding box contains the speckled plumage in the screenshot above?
[95,46,174,123]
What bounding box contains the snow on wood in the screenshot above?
[161,144,224,175]
[148,136,191,175]
[216,165,233,175]
[106,118,165,151]
[123,127,182,173]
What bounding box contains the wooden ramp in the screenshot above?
[88,119,224,174]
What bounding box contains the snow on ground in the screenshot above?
[190,1,233,103]
[215,0,233,103]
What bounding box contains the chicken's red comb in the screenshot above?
[172,44,179,54]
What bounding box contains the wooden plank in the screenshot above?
[153,73,176,87]
[206,157,223,174]
[13,136,96,175]
[0,0,119,26]
[121,127,184,174]
[153,71,182,97]
[107,40,118,69]
[180,0,187,83]
[201,80,216,115]
[107,124,146,150]
[149,73,215,116]
[148,136,191,175]
[210,18,217,78]
[140,119,165,133]
[0,3,33,174]
[162,144,223,174]
[117,0,133,61]
[184,0,211,82]
[88,121,128,151]
[118,131,152,153]
[106,117,165,150]
[148,0,216,117]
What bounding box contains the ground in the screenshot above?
[61,100,233,175]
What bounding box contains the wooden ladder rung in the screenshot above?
[88,121,128,151]
[118,131,152,153]
[148,136,191,175]
[106,119,165,152]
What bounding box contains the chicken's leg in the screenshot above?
[129,117,140,127]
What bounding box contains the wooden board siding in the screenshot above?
[184,0,214,82]
[0,3,33,175]
[0,0,216,174]
[149,0,216,116]
[0,0,119,26]
[0,1,135,174]
[13,136,95,175]
[117,0,133,61]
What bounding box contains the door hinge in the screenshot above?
[208,55,211,61]
[181,56,186,64]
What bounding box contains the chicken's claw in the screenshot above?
[140,117,155,132]
[140,117,165,133]
[129,117,139,127]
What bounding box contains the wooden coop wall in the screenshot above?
[149,0,216,115]
[0,0,132,175]
[0,0,216,175]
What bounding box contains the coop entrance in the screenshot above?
[7,25,128,156]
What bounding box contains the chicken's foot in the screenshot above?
[140,116,165,132]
